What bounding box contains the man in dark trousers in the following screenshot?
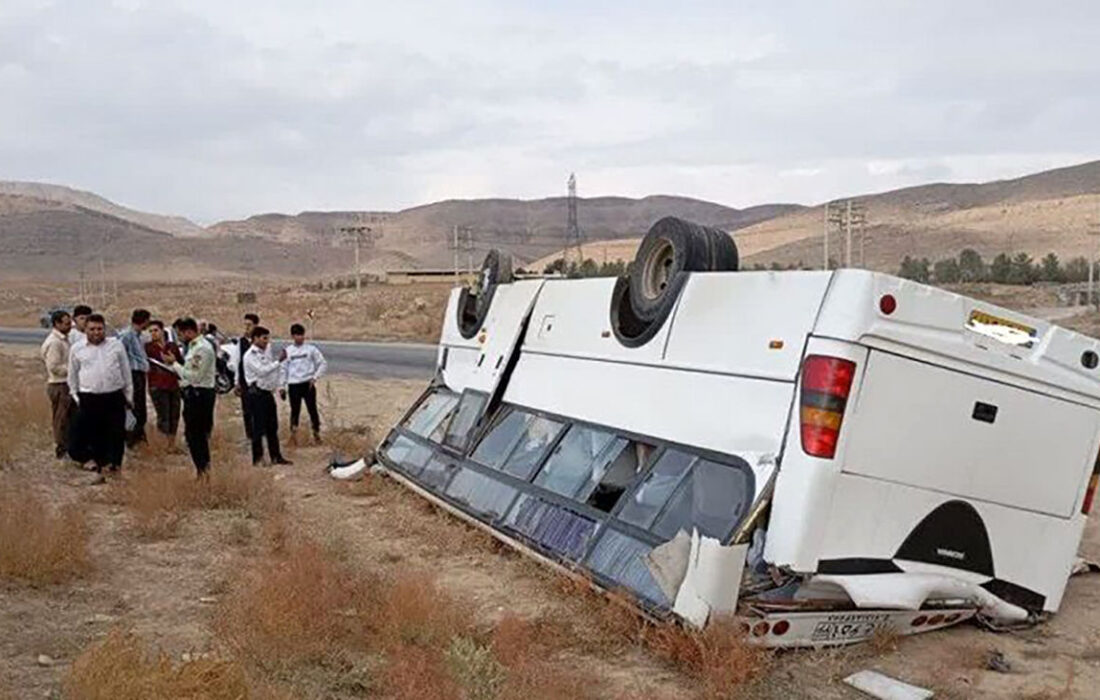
[242,326,292,466]
[282,323,328,443]
[118,308,151,446]
[236,313,259,440]
[67,314,132,481]
[145,320,183,440]
[162,318,217,477]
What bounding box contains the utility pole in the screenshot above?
[338,225,373,293]
[1089,220,1100,311]
[822,204,829,270]
[453,225,459,279]
[566,173,584,266]
[845,199,853,268]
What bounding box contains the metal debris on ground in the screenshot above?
[986,649,1012,673]
[843,670,933,700]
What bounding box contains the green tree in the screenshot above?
[1039,252,1064,282]
[898,256,931,283]
[1064,256,1090,282]
[990,253,1013,283]
[1008,252,1036,285]
[933,257,961,284]
[957,248,986,283]
[543,258,567,275]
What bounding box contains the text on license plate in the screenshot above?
[811,613,890,642]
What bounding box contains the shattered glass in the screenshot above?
[651,458,751,541]
[419,454,459,492]
[534,425,619,498]
[383,436,434,475]
[505,494,598,561]
[404,390,460,441]
[443,391,488,452]
[471,409,565,480]
[617,449,695,531]
[444,468,519,520]
[585,529,670,607]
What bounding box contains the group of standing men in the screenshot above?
[40,306,328,480]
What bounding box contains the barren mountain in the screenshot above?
[534,159,1100,272]
[6,158,1100,282]
[0,181,204,237]
[208,196,802,268]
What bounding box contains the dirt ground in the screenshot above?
[2,343,1100,699]
[0,279,451,343]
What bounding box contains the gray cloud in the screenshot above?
[1,0,1098,221]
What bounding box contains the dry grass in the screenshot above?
[646,617,772,700]
[120,462,281,539]
[0,360,52,468]
[0,486,90,585]
[62,628,289,700]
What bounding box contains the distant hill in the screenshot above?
[0,181,204,237]
[6,158,1100,281]
[207,196,804,268]
[535,159,1100,272]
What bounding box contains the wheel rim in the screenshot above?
[641,238,675,301]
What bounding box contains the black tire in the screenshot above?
[458,250,512,339]
[610,272,687,348]
[629,217,736,321]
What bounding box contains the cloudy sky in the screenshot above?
[1,0,1098,222]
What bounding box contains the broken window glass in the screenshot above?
[505,494,598,562]
[444,468,518,520]
[443,391,488,452]
[534,425,618,498]
[418,454,460,492]
[533,426,649,514]
[404,389,460,442]
[585,528,669,607]
[616,449,695,531]
[383,435,434,475]
[470,408,565,480]
[651,458,751,541]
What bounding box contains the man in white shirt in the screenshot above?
[282,323,328,443]
[69,304,92,348]
[68,314,133,476]
[242,325,292,466]
[40,310,73,459]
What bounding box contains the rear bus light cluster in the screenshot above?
[800,355,857,459]
[742,619,791,638]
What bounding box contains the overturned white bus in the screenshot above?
[373,217,1100,647]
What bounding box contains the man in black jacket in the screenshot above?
[237,313,259,440]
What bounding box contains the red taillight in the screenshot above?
[771,619,790,636]
[800,355,857,459]
[1083,454,1100,515]
[752,621,770,637]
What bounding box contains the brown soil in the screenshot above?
[2,345,1099,698]
[0,279,451,343]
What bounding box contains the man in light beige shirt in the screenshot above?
[40,310,73,459]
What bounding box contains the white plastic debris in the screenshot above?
[816,572,1028,623]
[328,458,368,481]
[844,670,933,700]
[646,528,747,628]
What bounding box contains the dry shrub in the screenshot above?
[490,614,599,700]
[0,362,52,467]
[123,464,281,539]
[0,486,90,584]
[384,645,459,700]
[370,569,473,651]
[62,628,286,700]
[217,538,368,669]
[646,618,771,700]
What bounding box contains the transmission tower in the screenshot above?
[822,199,867,269]
[566,173,584,265]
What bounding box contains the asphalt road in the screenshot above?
[0,327,437,380]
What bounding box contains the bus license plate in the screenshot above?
[810,613,890,642]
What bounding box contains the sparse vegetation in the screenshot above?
[0,361,51,468]
[119,460,281,539]
[899,248,1097,286]
[62,628,276,700]
[0,486,90,585]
